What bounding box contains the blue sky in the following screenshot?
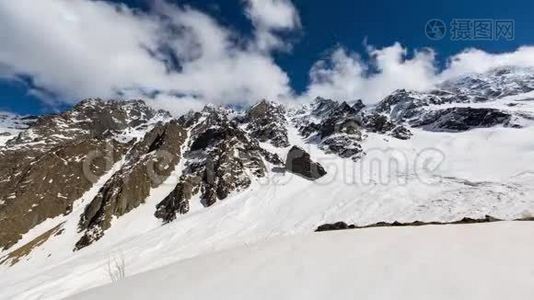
[1,0,533,115]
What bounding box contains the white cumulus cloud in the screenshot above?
[1,0,534,114]
[302,43,534,104]
[0,0,299,115]
[244,0,301,51]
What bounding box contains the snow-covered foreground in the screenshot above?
[72,221,534,300]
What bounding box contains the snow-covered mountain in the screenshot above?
[440,66,534,101]
[0,112,36,146]
[1,67,534,299]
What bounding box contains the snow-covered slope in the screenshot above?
[72,222,534,300]
[0,112,35,146]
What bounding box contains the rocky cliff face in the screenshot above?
[375,88,530,131]
[375,67,534,131]
[291,97,366,160]
[291,97,410,161]
[1,100,288,251]
[75,120,187,249]
[243,100,290,148]
[155,106,283,223]
[0,99,169,250]
[411,107,513,131]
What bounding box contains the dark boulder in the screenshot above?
[316,222,356,232]
[285,146,326,180]
[320,136,363,160]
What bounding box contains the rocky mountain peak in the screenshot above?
[247,99,284,118]
[6,99,169,150]
[310,97,339,117]
[243,99,290,147]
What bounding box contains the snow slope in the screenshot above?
[72,221,534,300]
[0,112,32,146]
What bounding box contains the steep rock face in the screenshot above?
[375,89,446,122]
[292,97,366,160]
[292,97,409,161]
[411,107,513,131]
[75,121,187,249]
[243,100,290,147]
[375,87,522,132]
[0,139,125,250]
[361,113,396,133]
[0,99,167,251]
[352,99,365,112]
[374,67,534,132]
[285,146,326,180]
[155,107,282,223]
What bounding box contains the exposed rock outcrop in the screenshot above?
[390,125,412,140]
[315,215,504,232]
[155,107,282,223]
[411,107,513,131]
[373,67,534,132]
[75,121,187,249]
[316,222,356,232]
[361,113,396,133]
[0,99,167,251]
[292,97,367,161]
[0,139,125,250]
[285,146,326,180]
[244,100,290,147]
